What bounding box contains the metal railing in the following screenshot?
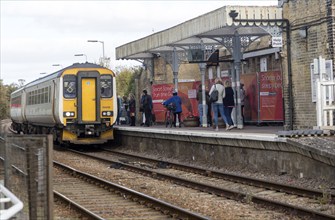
[0,184,23,220]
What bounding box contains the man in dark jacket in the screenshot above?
[223,80,235,130]
[141,90,153,127]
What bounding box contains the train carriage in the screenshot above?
[10,63,117,144]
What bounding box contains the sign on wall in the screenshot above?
[272,36,283,47]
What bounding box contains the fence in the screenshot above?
[316,79,335,130]
[0,124,53,220]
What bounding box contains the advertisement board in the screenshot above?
[151,71,283,123]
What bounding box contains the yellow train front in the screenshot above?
[10,63,117,145]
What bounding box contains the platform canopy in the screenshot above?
[115,5,283,60]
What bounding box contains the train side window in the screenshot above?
[27,92,31,105]
[48,86,51,103]
[32,90,36,105]
[100,75,112,98]
[63,75,77,98]
[43,88,48,103]
[38,89,42,104]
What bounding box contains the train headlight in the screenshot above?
[102,111,113,117]
[63,112,75,117]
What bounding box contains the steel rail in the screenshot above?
[54,191,104,220]
[54,161,210,220]
[69,149,335,220]
[106,149,335,203]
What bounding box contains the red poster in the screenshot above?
[152,82,202,122]
[241,74,258,122]
[259,71,283,121]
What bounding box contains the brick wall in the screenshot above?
[282,0,333,129]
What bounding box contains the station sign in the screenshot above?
[188,49,204,62]
[272,37,283,48]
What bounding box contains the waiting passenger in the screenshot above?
[209,78,227,131]
[116,96,122,125]
[140,90,153,127]
[240,83,246,125]
[128,93,136,126]
[223,80,235,130]
[163,90,182,127]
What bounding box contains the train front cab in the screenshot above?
[61,69,116,144]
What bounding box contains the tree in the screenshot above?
[0,80,7,120]
[115,66,140,97]
[0,80,19,120]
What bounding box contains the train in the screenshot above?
[10,62,117,145]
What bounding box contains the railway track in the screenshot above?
[53,161,209,220]
[56,147,335,219]
[55,148,299,219]
[104,149,335,203]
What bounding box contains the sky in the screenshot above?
[1,0,277,85]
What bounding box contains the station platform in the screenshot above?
[113,124,335,182]
[116,124,283,141]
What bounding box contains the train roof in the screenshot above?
[24,62,108,88]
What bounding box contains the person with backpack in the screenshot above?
[209,77,228,131]
[163,90,182,127]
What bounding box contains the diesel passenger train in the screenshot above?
[10,63,117,144]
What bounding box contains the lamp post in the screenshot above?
[74,54,87,62]
[87,40,105,60]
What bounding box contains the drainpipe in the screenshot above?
[327,0,335,75]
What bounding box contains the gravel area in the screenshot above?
[53,150,303,220]
[120,147,335,194]
[54,200,89,220]
[288,136,335,155]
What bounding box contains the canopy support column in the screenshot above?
[172,47,179,92]
[199,62,208,127]
[233,31,243,129]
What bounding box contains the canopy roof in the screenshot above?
[115,5,282,60]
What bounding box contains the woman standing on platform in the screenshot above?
[223,80,235,130]
[128,93,136,126]
[209,78,228,131]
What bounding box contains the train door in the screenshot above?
[78,71,100,123]
[81,78,96,121]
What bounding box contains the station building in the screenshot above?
[116,0,335,130]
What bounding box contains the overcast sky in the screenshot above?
[1,0,277,85]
